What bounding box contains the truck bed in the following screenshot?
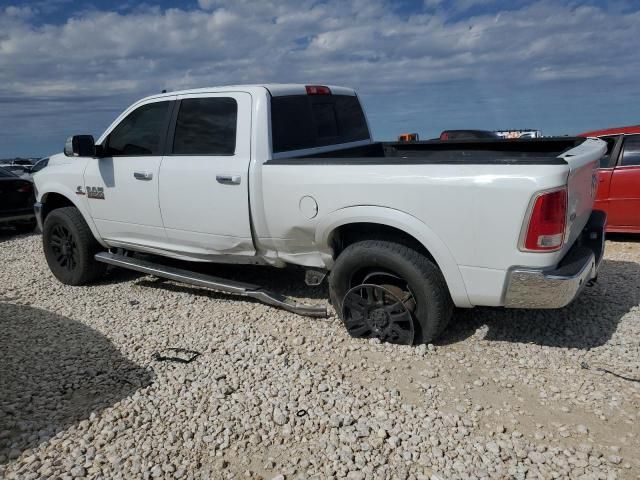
[260,135,604,308]
[269,137,586,165]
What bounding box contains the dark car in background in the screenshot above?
[0,167,36,232]
[30,157,49,174]
[438,129,500,140]
[0,157,49,180]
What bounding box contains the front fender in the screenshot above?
[315,206,471,308]
[40,185,107,249]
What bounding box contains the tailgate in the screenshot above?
[559,138,606,254]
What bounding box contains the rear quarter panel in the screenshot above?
[257,161,572,306]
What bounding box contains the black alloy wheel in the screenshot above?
[49,224,78,271]
[341,270,418,345]
[42,207,107,285]
[329,240,454,345]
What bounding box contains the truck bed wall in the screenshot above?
[255,136,602,308]
[257,161,572,307]
[286,137,585,163]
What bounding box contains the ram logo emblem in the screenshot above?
[87,186,105,199]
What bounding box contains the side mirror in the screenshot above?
[64,135,96,157]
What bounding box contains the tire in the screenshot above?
[42,207,107,285]
[14,219,37,233]
[329,240,453,345]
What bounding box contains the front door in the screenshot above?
[84,98,175,248]
[608,134,640,229]
[159,92,254,257]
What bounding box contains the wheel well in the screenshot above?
[42,193,75,221]
[330,223,437,264]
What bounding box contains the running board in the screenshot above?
[94,252,328,318]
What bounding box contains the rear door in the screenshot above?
[159,92,254,256]
[84,97,175,248]
[608,134,640,229]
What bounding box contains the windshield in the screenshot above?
[0,166,18,178]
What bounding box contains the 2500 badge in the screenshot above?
[77,186,105,199]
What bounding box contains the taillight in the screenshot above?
[17,183,32,193]
[440,132,449,140]
[522,188,567,251]
[305,85,331,95]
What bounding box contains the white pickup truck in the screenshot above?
[34,84,607,345]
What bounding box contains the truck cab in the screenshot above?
[43,85,370,262]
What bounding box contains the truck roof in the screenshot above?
[137,84,357,104]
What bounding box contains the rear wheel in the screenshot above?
[329,240,453,345]
[43,207,107,285]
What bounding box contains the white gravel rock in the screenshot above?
[0,233,639,479]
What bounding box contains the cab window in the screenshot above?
[105,101,170,156]
[621,135,640,167]
[172,98,237,155]
[270,94,369,153]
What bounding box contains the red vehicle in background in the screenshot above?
[578,125,640,233]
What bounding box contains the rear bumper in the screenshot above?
[34,202,44,231]
[504,210,606,309]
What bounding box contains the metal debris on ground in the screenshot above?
[152,348,201,364]
[580,361,640,383]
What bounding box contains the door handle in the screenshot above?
[134,171,153,180]
[216,175,241,185]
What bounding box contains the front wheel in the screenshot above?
[329,240,453,345]
[43,207,107,285]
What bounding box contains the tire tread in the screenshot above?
[329,239,453,344]
[43,207,106,285]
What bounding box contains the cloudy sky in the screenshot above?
[1,0,639,157]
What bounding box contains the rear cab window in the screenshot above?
[270,93,369,154]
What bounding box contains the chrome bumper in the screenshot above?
[504,210,606,309]
[34,202,44,231]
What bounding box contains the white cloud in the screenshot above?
[454,0,498,12]
[197,0,217,9]
[0,0,639,155]
[2,1,637,97]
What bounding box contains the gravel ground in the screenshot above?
[1,232,639,480]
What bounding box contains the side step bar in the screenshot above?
[95,252,328,318]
